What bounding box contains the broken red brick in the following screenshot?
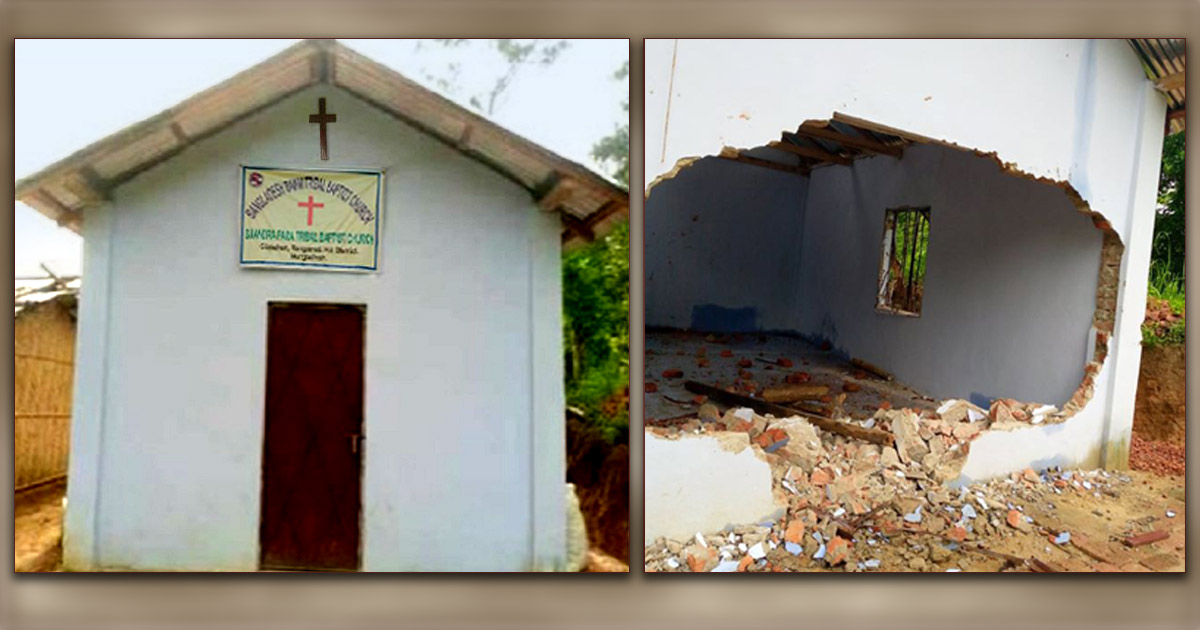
[739,369,754,380]
[692,395,708,404]
[720,349,734,358]
[644,382,658,393]
[843,382,861,393]
[1006,509,1023,529]
[778,357,794,368]
[810,469,832,486]
[752,433,773,449]
[737,358,753,368]
[825,536,850,565]
[852,369,867,379]
[819,395,832,404]
[737,555,753,572]
[948,526,968,542]
[1124,530,1169,547]
[686,552,705,573]
[877,401,892,410]
[661,369,683,379]
[731,420,754,433]
[784,519,805,544]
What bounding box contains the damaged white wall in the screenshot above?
[645,39,1167,475]
[797,144,1101,406]
[64,85,565,572]
[645,432,784,545]
[645,157,807,331]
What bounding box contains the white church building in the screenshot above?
[15,40,627,571]
[644,39,1183,482]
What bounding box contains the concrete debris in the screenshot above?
[644,419,1152,572]
[642,335,1157,573]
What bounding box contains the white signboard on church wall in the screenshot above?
[240,166,384,272]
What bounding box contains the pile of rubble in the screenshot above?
[645,403,1147,573]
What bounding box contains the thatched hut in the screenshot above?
[14,291,77,490]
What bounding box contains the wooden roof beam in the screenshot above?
[561,213,595,242]
[31,190,82,231]
[768,140,853,166]
[793,123,903,158]
[716,150,809,177]
[1156,69,1185,92]
[534,173,579,212]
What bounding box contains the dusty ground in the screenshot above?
[647,466,1184,573]
[1133,344,1185,445]
[14,472,626,573]
[14,478,64,572]
[645,330,940,424]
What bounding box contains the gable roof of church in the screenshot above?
[14,39,628,249]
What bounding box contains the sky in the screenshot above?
[14,38,629,279]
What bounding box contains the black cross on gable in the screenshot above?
[309,97,337,161]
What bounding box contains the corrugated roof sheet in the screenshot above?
[14,39,628,249]
[1128,38,1185,134]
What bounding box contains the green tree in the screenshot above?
[1152,130,1185,281]
[415,39,570,116]
[590,62,629,187]
[560,62,629,442]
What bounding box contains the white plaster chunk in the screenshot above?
[644,431,784,545]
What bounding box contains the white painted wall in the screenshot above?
[797,144,1101,405]
[64,84,565,571]
[646,39,1157,247]
[644,433,783,545]
[645,157,807,331]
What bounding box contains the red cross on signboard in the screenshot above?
[297,195,324,226]
[309,97,337,160]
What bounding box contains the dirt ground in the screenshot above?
[645,331,940,423]
[14,478,64,572]
[1133,344,1185,444]
[792,468,1184,573]
[647,466,1185,573]
[14,472,629,573]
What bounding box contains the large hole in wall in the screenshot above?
[644,114,1121,427]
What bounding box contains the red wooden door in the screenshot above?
[259,303,364,571]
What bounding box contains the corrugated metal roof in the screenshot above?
[14,39,628,249]
[1128,38,1185,134]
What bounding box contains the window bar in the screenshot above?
[905,211,918,310]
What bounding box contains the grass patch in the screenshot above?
[1142,266,1185,347]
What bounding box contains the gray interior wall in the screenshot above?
[645,157,808,332]
[797,144,1102,404]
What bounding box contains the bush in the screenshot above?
[563,221,629,444]
[1142,266,1185,347]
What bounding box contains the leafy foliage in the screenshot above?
[416,39,571,116]
[1151,131,1185,281]
[563,221,629,443]
[1143,266,1185,347]
[590,62,630,187]
[564,61,630,443]
[1137,132,1185,345]
[1142,130,1185,346]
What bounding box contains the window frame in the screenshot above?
[875,205,931,318]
